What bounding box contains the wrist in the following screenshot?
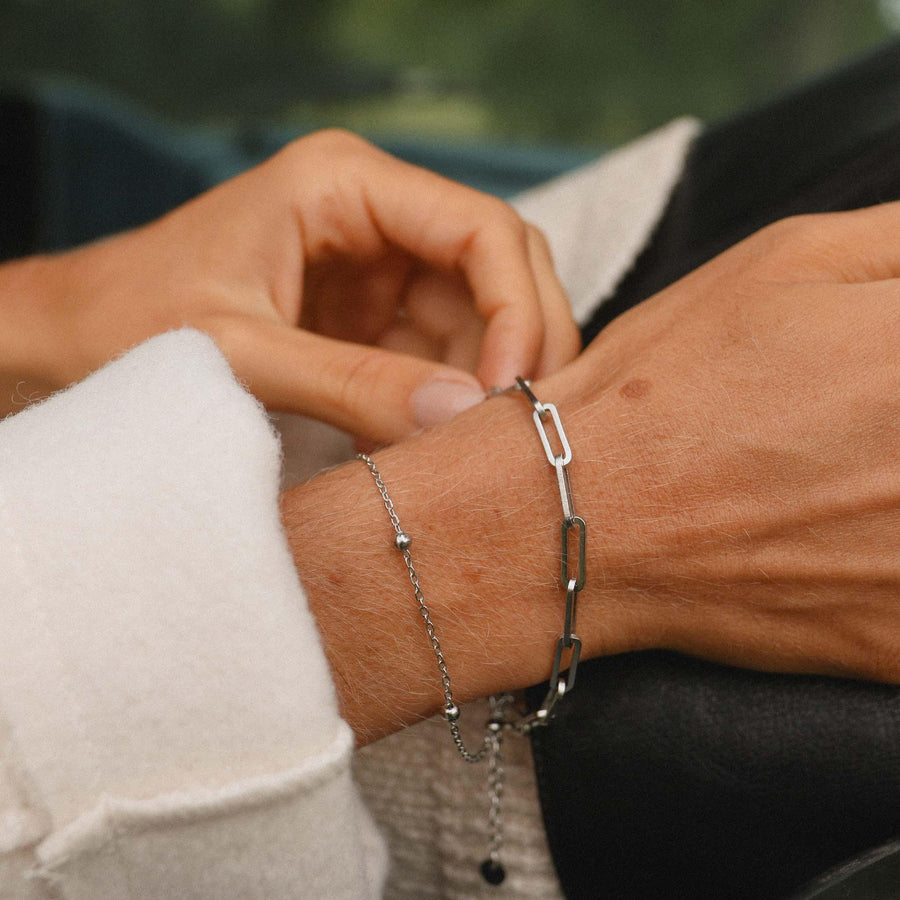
[281,398,547,743]
[281,377,655,744]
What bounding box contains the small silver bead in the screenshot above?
[487,717,505,733]
[395,532,411,551]
[444,704,460,722]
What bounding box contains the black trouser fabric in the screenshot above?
[530,39,900,900]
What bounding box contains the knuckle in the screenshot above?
[308,127,370,153]
[526,222,553,254]
[756,210,852,252]
[278,128,372,168]
[752,213,816,253]
[761,212,820,240]
[743,213,839,276]
[506,209,531,245]
[481,196,529,241]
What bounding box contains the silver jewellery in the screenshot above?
[357,451,493,763]
[515,376,585,719]
[357,376,587,886]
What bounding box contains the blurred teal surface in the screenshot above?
[0,81,593,257]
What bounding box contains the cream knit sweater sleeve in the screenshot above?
[0,329,386,900]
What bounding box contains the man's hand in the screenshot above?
[549,202,900,683]
[284,202,900,744]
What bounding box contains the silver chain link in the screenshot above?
[357,451,491,762]
[356,377,586,884]
[484,693,512,870]
[509,376,586,732]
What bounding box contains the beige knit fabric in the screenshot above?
[355,700,564,899]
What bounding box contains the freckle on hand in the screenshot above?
[620,378,651,400]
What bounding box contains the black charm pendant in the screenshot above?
[480,858,506,885]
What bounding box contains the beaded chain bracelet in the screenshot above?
[358,377,587,885]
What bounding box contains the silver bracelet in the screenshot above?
[357,376,587,885]
[357,451,494,763]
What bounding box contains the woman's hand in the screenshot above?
[0,129,578,441]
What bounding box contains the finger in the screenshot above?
[384,230,574,381]
[467,235,543,390]
[524,224,581,376]
[394,186,545,386]
[292,133,546,387]
[211,316,486,444]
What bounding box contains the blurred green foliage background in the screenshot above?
[1,0,895,149]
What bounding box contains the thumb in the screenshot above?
[211,317,487,444]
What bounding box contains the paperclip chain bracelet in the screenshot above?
[357,376,587,886]
[512,375,585,726]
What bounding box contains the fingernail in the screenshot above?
[411,378,485,429]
